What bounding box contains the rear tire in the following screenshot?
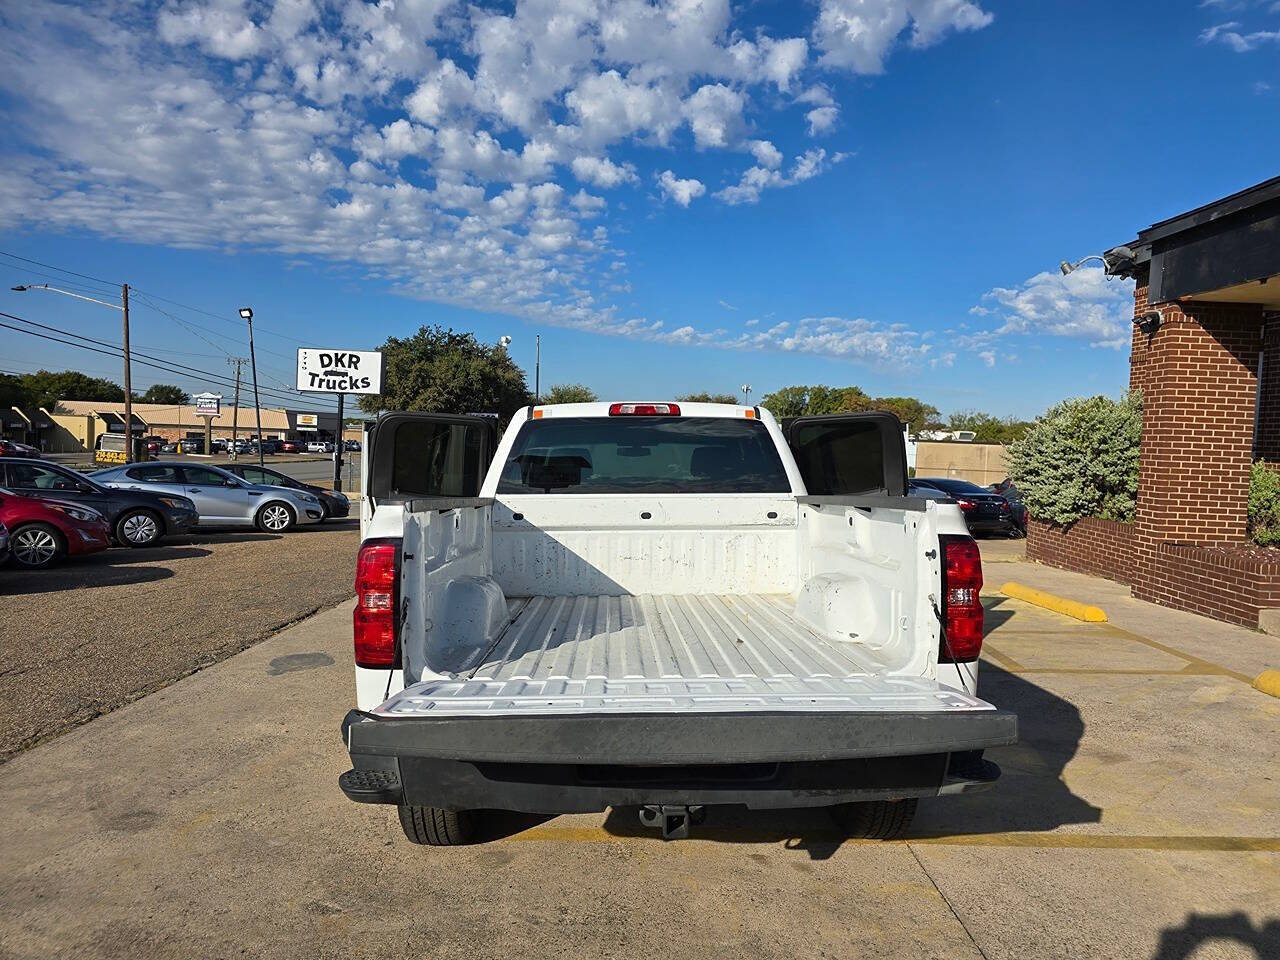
[116,509,163,547]
[255,502,295,533]
[833,798,918,840]
[9,523,66,569]
[397,804,476,845]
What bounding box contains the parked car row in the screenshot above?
[0,438,43,458]
[0,458,349,569]
[909,476,1025,538]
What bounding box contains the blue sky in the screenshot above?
[1,0,1278,419]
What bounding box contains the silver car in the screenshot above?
[91,461,324,532]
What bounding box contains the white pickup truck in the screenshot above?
[340,402,1016,844]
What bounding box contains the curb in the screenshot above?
[1000,582,1108,622]
[1252,669,1280,699]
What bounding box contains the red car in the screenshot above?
[279,440,303,453]
[0,439,40,458]
[0,489,111,568]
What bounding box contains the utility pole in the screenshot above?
[241,307,264,468]
[227,357,247,460]
[535,334,541,403]
[333,393,344,491]
[122,284,133,462]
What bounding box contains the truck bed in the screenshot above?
[375,594,991,717]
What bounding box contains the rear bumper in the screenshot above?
[341,708,1017,812]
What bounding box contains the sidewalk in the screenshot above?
[979,539,1280,681]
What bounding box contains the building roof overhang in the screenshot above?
[1112,175,1280,309]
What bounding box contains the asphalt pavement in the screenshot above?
[1,542,1276,959]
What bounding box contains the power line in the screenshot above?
[0,251,120,290]
[0,312,343,411]
[0,248,338,351]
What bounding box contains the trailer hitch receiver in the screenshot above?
[638,804,704,840]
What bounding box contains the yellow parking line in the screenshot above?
[494,826,1280,852]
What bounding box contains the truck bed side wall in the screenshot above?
[398,500,508,684]
[794,499,941,678]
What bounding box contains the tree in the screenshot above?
[542,383,598,404]
[871,396,941,434]
[0,373,33,411]
[677,392,740,404]
[759,384,872,418]
[357,325,530,419]
[139,384,188,405]
[16,370,124,410]
[1005,392,1142,525]
[946,411,1034,445]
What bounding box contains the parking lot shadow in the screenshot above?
[1152,912,1280,959]
[0,562,178,594]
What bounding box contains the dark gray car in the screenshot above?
[1,459,199,547]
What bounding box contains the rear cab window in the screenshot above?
[496,417,790,494]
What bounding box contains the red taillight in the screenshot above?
[608,402,680,416]
[354,538,400,668]
[939,534,983,663]
[955,498,975,511]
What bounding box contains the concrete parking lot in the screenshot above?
[0,543,1277,960]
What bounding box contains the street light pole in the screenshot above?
[10,283,133,461]
[535,334,541,403]
[241,307,264,468]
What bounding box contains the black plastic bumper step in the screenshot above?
[339,768,403,804]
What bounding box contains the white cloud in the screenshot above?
[977,350,996,367]
[748,139,783,168]
[969,266,1136,350]
[570,189,607,216]
[405,59,474,125]
[683,83,747,149]
[805,105,840,136]
[656,169,706,207]
[158,0,264,60]
[0,0,984,362]
[1199,21,1280,50]
[718,299,739,311]
[570,155,639,188]
[814,0,993,74]
[715,148,846,204]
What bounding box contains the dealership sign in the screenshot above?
[296,349,383,394]
[296,413,318,432]
[193,393,222,417]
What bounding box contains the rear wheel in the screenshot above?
[10,523,65,569]
[116,509,163,547]
[832,798,918,840]
[397,804,477,846]
[256,502,296,533]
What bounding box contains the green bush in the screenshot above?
[1248,461,1280,546]
[1005,392,1142,526]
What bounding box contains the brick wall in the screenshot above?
[1026,518,1136,585]
[1139,542,1280,627]
[1131,300,1262,543]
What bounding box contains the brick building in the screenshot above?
[1028,175,1280,627]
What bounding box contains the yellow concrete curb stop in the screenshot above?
[1252,669,1280,699]
[1000,582,1108,622]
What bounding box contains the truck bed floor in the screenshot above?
[377,595,990,717]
